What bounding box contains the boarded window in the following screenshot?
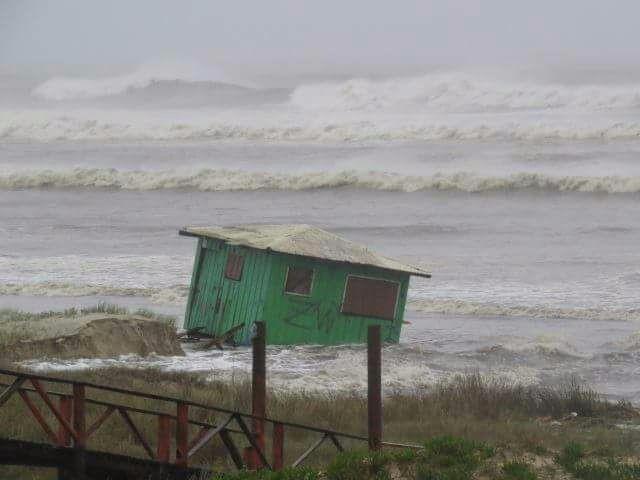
[341,276,399,320]
[284,267,314,295]
[224,252,244,281]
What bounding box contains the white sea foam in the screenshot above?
[2,167,640,193]
[0,282,188,305]
[471,335,584,360]
[408,298,640,322]
[2,108,640,142]
[290,73,640,112]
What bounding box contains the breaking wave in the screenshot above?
[3,168,640,193]
[408,298,640,322]
[0,282,188,305]
[290,73,640,112]
[470,337,583,360]
[2,112,640,142]
[32,62,243,101]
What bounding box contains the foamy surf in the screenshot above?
[0,282,188,306]
[2,167,640,193]
[290,73,640,112]
[409,298,640,322]
[2,110,640,142]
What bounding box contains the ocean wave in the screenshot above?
[31,62,244,101]
[291,73,640,111]
[2,168,640,193]
[0,282,188,305]
[471,337,583,360]
[408,298,640,321]
[2,111,640,142]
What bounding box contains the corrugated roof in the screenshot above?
[180,224,431,278]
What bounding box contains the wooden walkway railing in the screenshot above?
[0,326,420,478]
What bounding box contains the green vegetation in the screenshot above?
[211,438,495,480]
[556,442,640,480]
[500,460,537,480]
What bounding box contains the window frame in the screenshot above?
[224,251,245,281]
[340,274,400,321]
[283,266,315,297]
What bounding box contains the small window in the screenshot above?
[284,267,314,296]
[341,276,399,320]
[224,252,244,281]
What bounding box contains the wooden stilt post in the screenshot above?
[367,325,382,451]
[251,321,266,469]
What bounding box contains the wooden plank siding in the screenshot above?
[262,252,408,345]
[185,241,272,344]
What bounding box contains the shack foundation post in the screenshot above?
[367,325,382,451]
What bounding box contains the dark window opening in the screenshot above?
[341,276,399,320]
[284,267,314,295]
[224,252,244,281]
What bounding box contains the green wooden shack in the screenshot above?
[179,225,430,345]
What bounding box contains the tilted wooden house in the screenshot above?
[180,225,430,345]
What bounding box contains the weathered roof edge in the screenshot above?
[178,227,432,278]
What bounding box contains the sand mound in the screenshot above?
[2,314,184,361]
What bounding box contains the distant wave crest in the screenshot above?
[291,73,640,111]
[2,168,640,193]
[31,62,242,101]
[408,298,640,322]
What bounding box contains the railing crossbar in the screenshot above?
[118,407,155,459]
[188,414,234,458]
[292,432,329,468]
[234,414,271,470]
[0,377,26,408]
[17,390,60,445]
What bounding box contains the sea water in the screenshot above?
[1,66,639,401]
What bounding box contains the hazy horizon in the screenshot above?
[3,0,640,77]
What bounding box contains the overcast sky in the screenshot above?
[2,0,638,72]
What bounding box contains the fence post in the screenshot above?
[272,422,284,471]
[175,402,189,467]
[367,325,382,451]
[72,384,86,478]
[251,321,266,468]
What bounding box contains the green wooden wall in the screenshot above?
[184,239,410,345]
[262,252,408,345]
[184,238,272,344]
